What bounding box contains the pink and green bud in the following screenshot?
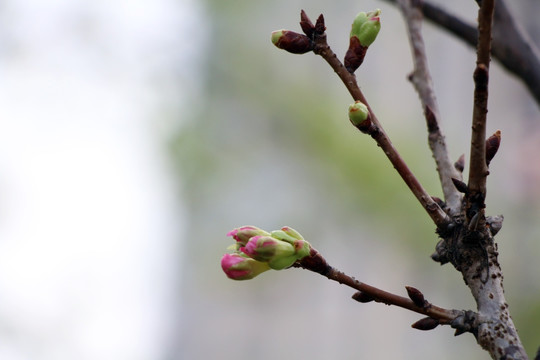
[280,226,304,240]
[221,253,271,280]
[271,30,313,54]
[241,235,296,263]
[227,226,270,247]
[270,227,310,260]
[350,9,381,46]
[356,15,381,47]
[348,101,369,126]
[222,225,312,278]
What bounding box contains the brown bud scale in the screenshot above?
[451,177,468,193]
[412,317,439,331]
[454,154,465,173]
[274,31,313,54]
[405,286,426,308]
[352,291,374,303]
[485,130,501,166]
[299,10,315,38]
[344,37,368,73]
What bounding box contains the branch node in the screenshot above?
[450,310,478,337]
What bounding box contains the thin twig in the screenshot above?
[465,0,494,225]
[396,0,462,215]
[309,16,450,229]
[294,247,462,325]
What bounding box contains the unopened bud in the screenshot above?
[227,226,270,247]
[241,235,296,263]
[345,10,381,73]
[485,130,501,166]
[405,286,427,308]
[411,317,439,331]
[352,291,374,303]
[348,101,369,126]
[271,30,313,54]
[356,15,381,47]
[221,253,271,280]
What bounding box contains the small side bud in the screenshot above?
[348,101,369,126]
[299,10,315,38]
[314,14,326,35]
[454,154,465,173]
[271,30,313,54]
[451,177,468,193]
[485,129,501,166]
[405,286,427,308]
[352,291,374,303]
[412,317,439,331]
[221,253,271,280]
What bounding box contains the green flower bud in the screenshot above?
[270,230,298,244]
[350,9,381,42]
[348,101,369,126]
[345,10,381,73]
[357,15,381,47]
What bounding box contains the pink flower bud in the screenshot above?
[227,226,270,247]
[241,235,295,262]
[221,253,271,280]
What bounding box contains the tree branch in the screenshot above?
[294,247,463,328]
[465,0,494,227]
[396,0,462,215]
[381,0,540,107]
[309,14,450,229]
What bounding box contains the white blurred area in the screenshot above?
[0,1,203,359]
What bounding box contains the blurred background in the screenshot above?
[0,0,539,359]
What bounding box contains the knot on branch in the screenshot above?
[451,310,478,337]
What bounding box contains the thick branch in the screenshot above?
[396,0,462,214]
[310,19,450,229]
[381,0,540,107]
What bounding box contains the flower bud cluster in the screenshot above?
[221,226,311,280]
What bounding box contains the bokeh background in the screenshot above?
[1,0,539,359]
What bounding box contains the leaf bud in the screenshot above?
[411,317,439,331]
[271,30,313,54]
[352,291,374,303]
[348,101,369,126]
